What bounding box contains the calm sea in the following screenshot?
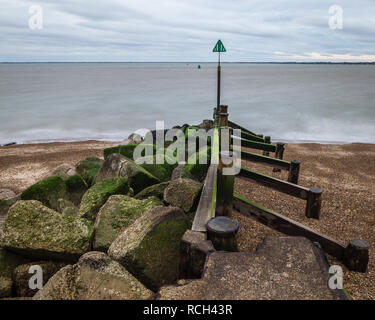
[0,63,374,145]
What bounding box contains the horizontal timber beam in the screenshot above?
[233,194,346,260]
[239,131,265,143]
[234,148,290,171]
[238,167,309,200]
[234,137,276,152]
[228,120,259,137]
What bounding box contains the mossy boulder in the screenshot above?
[104,146,121,160]
[85,167,100,186]
[108,206,189,291]
[0,200,93,261]
[13,261,67,297]
[43,163,77,180]
[65,174,88,205]
[94,153,126,183]
[171,164,185,180]
[135,182,170,200]
[120,158,160,194]
[79,177,130,221]
[33,251,154,300]
[93,195,162,252]
[0,199,15,224]
[181,146,211,182]
[21,176,69,211]
[95,153,160,194]
[0,248,29,298]
[163,178,202,213]
[76,157,104,186]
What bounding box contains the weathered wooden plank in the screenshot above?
[238,167,310,200]
[228,120,259,137]
[192,164,218,232]
[233,147,290,170]
[240,131,265,143]
[233,194,346,260]
[237,137,277,152]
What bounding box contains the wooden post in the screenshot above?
[218,105,228,127]
[262,136,271,156]
[305,187,322,219]
[288,160,300,184]
[206,216,239,251]
[343,239,370,273]
[213,107,218,125]
[216,151,234,216]
[273,142,285,172]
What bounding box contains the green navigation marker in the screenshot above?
[213,40,226,110]
[213,40,226,53]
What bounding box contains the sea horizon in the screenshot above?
[1,62,374,146]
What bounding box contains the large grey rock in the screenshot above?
[0,189,16,200]
[0,200,93,261]
[79,177,130,221]
[158,236,347,300]
[43,163,77,180]
[20,176,69,211]
[64,174,88,206]
[0,248,29,298]
[12,261,66,297]
[134,182,169,200]
[33,251,154,300]
[94,153,160,194]
[93,195,162,252]
[0,199,15,227]
[108,206,189,291]
[163,178,202,213]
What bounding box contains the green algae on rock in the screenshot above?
[33,251,154,300]
[21,176,69,211]
[181,146,211,182]
[108,206,189,291]
[0,200,93,261]
[65,174,88,206]
[163,178,202,213]
[134,181,170,200]
[76,157,103,186]
[93,195,162,252]
[95,153,160,194]
[79,177,130,221]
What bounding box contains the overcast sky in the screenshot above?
[1,0,375,62]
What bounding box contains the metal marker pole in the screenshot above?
[217,51,221,110]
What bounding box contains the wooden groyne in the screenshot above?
[188,104,369,274]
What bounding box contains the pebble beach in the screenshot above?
[0,140,374,299]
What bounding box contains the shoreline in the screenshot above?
[2,138,375,147]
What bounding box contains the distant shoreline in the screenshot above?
[1,138,374,148]
[1,61,375,65]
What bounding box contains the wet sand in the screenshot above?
[0,141,374,299]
